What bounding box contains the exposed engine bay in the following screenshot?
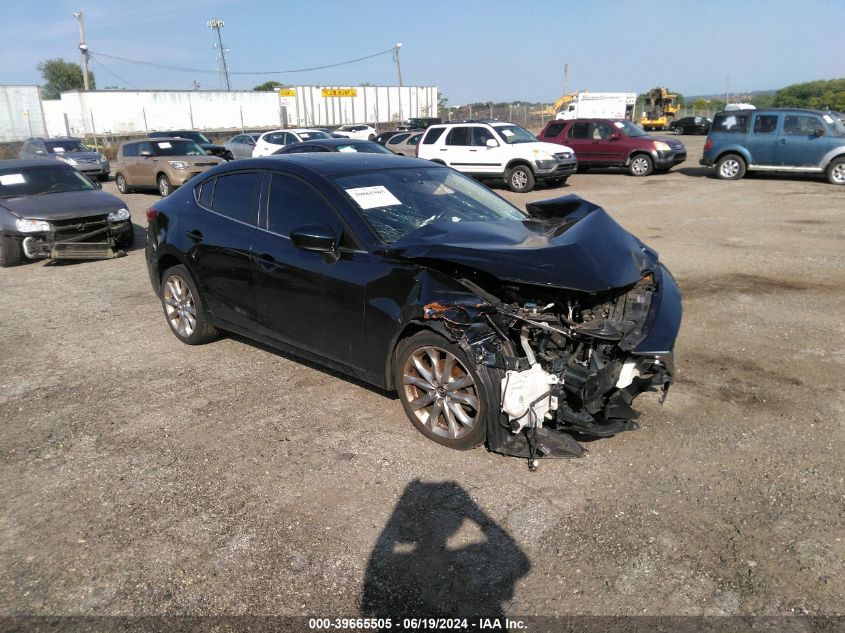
[420,260,676,467]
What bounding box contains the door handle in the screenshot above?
[185,229,204,242]
[469,149,478,152]
[440,148,448,151]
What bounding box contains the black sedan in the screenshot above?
[273,139,393,155]
[144,155,681,461]
[668,116,712,135]
[373,131,403,146]
[0,160,133,266]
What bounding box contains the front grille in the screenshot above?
[193,162,218,167]
[50,214,109,240]
[554,152,573,160]
[75,158,99,164]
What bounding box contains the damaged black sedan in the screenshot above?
[145,154,681,463]
[0,160,133,266]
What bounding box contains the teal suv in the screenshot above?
[700,108,845,185]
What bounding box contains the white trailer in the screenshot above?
[556,92,637,121]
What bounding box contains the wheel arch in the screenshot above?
[384,320,454,391]
[625,149,656,166]
[714,147,751,166]
[504,158,534,174]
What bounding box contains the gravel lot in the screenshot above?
[2,136,843,624]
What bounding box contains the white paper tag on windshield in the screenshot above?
[614,121,624,128]
[52,146,65,153]
[299,134,311,139]
[823,114,834,124]
[345,186,401,209]
[501,129,514,136]
[0,174,25,185]
[157,142,172,149]
[337,146,357,153]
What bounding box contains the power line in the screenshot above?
[88,47,396,77]
[88,54,141,89]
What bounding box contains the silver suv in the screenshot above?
[18,137,110,181]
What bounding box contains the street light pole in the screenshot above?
[393,43,403,87]
[207,18,231,91]
[72,11,89,91]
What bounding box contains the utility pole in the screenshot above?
[72,11,90,91]
[563,63,568,96]
[393,43,403,86]
[207,18,230,91]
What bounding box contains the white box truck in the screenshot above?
[555,92,637,121]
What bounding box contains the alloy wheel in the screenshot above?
[831,163,845,184]
[402,346,480,440]
[511,170,528,190]
[163,274,197,338]
[720,159,740,179]
[631,156,650,175]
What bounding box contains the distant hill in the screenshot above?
[686,89,777,102]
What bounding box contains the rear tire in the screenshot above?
[158,174,173,197]
[160,265,218,345]
[506,165,535,193]
[115,173,131,194]
[826,157,845,185]
[716,154,746,180]
[0,236,23,267]
[628,154,654,177]
[395,330,489,450]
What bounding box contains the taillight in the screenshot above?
[145,207,159,223]
[703,138,713,152]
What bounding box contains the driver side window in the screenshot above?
[267,173,354,248]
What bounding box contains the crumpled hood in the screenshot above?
[0,189,125,221]
[387,195,655,293]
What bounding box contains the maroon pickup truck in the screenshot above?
[538,118,687,176]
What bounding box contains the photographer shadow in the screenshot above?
[361,480,530,622]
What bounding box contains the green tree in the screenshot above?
[37,59,95,99]
[253,81,286,91]
[750,93,775,109]
[437,91,449,118]
[773,78,845,111]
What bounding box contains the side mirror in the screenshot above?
[610,132,622,141]
[813,128,825,137]
[486,138,499,148]
[290,223,337,253]
[139,149,153,157]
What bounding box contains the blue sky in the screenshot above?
[1,0,842,103]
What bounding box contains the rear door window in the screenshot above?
[209,172,262,225]
[446,127,471,145]
[567,122,590,139]
[753,115,778,134]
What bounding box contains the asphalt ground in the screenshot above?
[1,135,843,627]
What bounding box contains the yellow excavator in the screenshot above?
[641,87,680,131]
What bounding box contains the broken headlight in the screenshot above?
[15,218,50,233]
[107,208,130,222]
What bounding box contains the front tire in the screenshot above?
[629,154,654,177]
[0,236,23,267]
[673,127,684,135]
[158,174,173,197]
[160,265,218,345]
[826,157,845,185]
[716,154,746,180]
[506,165,535,193]
[115,173,131,194]
[395,331,489,450]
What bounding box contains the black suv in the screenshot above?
[398,117,442,131]
[148,131,233,161]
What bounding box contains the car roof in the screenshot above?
[213,153,439,176]
[126,137,187,143]
[715,108,828,115]
[0,159,75,170]
[291,138,377,146]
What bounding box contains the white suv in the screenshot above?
[417,121,577,192]
[252,129,333,157]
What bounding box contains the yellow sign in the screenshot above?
[278,88,296,97]
[322,88,357,98]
